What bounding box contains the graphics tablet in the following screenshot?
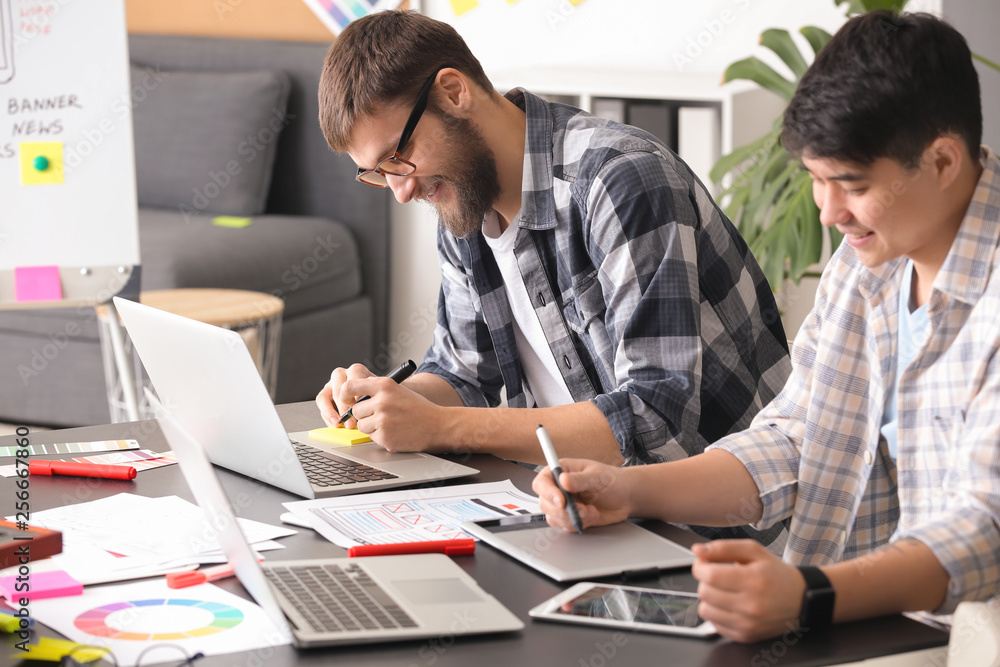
[460,513,694,582]
[529,582,716,637]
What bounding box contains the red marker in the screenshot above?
[29,459,137,480]
[348,539,476,558]
[167,563,237,589]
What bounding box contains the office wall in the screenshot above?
[125,0,335,42]
[942,0,1000,150]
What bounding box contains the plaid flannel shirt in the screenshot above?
[710,148,1000,615]
[418,89,790,466]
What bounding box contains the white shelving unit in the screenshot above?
[491,68,786,191]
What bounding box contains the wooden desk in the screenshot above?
[1,402,950,666]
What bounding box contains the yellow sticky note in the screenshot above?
[19,142,64,185]
[213,216,253,228]
[309,427,373,445]
[568,0,586,4]
[449,0,478,16]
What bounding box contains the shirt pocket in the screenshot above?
[932,409,967,483]
[562,274,606,337]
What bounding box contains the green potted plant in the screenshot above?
[709,0,913,289]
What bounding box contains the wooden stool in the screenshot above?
[96,289,284,423]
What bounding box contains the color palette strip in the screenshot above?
[74,598,244,641]
[0,450,175,478]
[71,449,178,472]
[304,0,399,35]
[0,439,139,458]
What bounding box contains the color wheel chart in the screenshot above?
[74,598,244,641]
[301,0,405,36]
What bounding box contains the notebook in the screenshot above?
[114,296,478,499]
[150,389,524,647]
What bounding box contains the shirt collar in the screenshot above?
[932,147,1000,306]
[504,88,559,231]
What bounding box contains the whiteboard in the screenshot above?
[0,0,139,307]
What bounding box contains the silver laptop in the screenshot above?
[114,296,478,498]
[462,514,694,582]
[150,389,524,647]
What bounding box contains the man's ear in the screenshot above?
[925,135,965,191]
[435,68,475,117]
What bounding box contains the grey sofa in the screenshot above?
[0,34,391,427]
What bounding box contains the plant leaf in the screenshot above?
[722,57,797,101]
[799,26,833,57]
[834,0,908,15]
[759,29,809,79]
[973,52,1000,73]
[709,131,777,184]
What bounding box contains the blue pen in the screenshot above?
[536,424,584,534]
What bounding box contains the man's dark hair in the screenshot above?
[783,11,981,166]
[319,10,493,152]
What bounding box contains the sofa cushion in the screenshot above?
[131,64,290,216]
[138,208,362,318]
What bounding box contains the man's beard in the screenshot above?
[426,112,502,239]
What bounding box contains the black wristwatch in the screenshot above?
[797,566,836,631]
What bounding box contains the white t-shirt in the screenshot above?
[482,212,574,408]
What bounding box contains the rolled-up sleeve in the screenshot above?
[708,296,822,529]
[583,151,704,462]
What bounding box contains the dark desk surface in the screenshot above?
[1,403,949,666]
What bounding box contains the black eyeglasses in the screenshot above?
[356,66,448,187]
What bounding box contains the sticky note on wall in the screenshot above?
[19,142,64,185]
[450,0,479,16]
[14,266,63,303]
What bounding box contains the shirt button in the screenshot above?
[537,292,546,307]
[563,354,572,369]
[863,451,874,465]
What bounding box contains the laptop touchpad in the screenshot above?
[346,446,420,464]
[394,578,483,605]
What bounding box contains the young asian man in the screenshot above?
[534,10,1000,642]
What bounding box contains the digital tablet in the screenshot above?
[529,582,717,637]
[461,513,694,581]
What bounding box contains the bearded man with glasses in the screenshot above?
[315,11,790,544]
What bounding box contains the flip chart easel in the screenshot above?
[0,0,142,418]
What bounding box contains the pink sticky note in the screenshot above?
[14,265,63,303]
[0,569,83,601]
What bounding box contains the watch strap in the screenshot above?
[797,565,836,631]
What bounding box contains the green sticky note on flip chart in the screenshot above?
[212,216,253,228]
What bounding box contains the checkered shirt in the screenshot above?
[418,89,790,467]
[710,148,1000,614]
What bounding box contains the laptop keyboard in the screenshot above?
[292,441,398,488]
[264,562,418,633]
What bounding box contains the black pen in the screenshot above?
[337,360,417,424]
[536,424,583,534]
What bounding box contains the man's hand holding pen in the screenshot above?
[317,359,448,453]
[532,436,634,532]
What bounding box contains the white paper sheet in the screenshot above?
[283,480,539,548]
[28,579,291,667]
[16,494,295,562]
